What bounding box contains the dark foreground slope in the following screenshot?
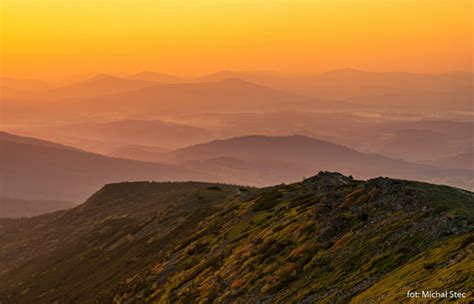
[0,173,472,303]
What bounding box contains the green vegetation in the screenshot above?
[352,233,474,303]
[408,181,474,219]
[0,173,472,303]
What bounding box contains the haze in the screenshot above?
[0,0,473,217]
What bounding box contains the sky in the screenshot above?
[1,0,472,80]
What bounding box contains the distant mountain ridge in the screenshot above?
[198,69,473,111]
[48,74,160,98]
[8,118,212,155]
[0,131,79,151]
[1,132,472,208]
[158,135,474,190]
[3,77,354,122]
[5,69,470,123]
[430,152,474,171]
[0,132,215,201]
[80,78,347,114]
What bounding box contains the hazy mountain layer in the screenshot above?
[13,119,211,152]
[167,113,473,164]
[2,131,472,210]
[0,133,214,201]
[161,135,474,190]
[199,69,473,112]
[0,197,77,218]
[1,78,353,124]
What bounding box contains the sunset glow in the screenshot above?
[1,0,472,79]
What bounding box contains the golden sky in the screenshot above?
[1,0,472,80]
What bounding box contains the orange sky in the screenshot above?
[1,0,472,80]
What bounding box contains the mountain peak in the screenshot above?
[304,171,354,189]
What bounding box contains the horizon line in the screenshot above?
[1,68,472,83]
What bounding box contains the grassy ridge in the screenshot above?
[114,173,473,303]
[0,173,472,303]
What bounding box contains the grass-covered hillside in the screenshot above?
[0,173,472,303]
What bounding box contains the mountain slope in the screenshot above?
[199,69,473,111]
[0,131,79,151]
[73,78,352,115]
[10,118,211,155]
[107,144,169,162]
[0,173,472,302]
[357,120,474,163]
[0,181,243,301]
[0,133,214,201]
[116,174,474,303]
[430,152,474,171]
[49,74,159,98]
[3,78,353,122]
[162,135,474,190]
[32,119,211,149]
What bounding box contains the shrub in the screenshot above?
[252,191,284,212]
[207,186,222,191]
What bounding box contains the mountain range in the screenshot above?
[12,119,211,154]
[0,172,471,302]
[75,78,349,115]
[2,77,352,124]
[0,132,214,201]
[198,69,473,111]
[145,135,474,190]
[2,132,472,207]
[1,68,472,301]
[4,69,472,111]
[3,69,471,128]
[162,113,473,166]
[42,74,159,99]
